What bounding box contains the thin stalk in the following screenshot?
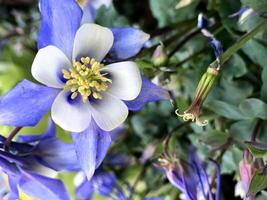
[251,119,262,142]
[4,127,22,151]
[210,19,267,69]
[168,28,201,58]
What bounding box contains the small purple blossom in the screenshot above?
[157,148,221,200]
[0,121,74,200]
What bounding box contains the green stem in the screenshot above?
[210,19,267,69]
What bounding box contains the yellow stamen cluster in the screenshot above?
[62,57,111,102]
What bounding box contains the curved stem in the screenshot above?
[210,19,267,69]
[4,127,22,151]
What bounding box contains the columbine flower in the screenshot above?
[32,22,143,133]
[0,122,75,200]
[0,0,169,131]
[157,148,221,200]
[0,0,169,179]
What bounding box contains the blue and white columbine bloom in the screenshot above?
[0,0,169,180]
[32,22,142,133]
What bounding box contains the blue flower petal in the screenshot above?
[38,0,82,59]
[19,170,70,200]
[93,170,117,196]
[124,76,170,111]
[0,80,59,127]
[0,157,19,176]
[6,176,19,199]
[36,135,80,171]
[81,2,96,24]
[75,178,94,200]
[18,119,56,143]
[108,28,150,61]
[72,120,112,180]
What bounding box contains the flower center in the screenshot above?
[62,57,111,102]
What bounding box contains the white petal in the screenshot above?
[72,23,114,62]
[89,93,128,131]
[51,91,91,132]
[31,46,71,88]
[102,61,142,100]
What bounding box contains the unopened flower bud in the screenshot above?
[152,43,167,67]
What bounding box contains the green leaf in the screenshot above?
[246,141,267,159]
[242,39,267,69]
[221,146,243,174]
[248,169,267,196]
[261,67,267,101]
[229,120,255,142]
[149,0,198,27]
[199,130,230,149]
[208,100,246,120]
[218,78,253,105]
[239,98,267,119]
[222,54,247,80]
[95,5,129,27]
[241,0,267,14]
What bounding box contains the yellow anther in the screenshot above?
[71,92,78,99]
[93,92,102,99]
[90,58,96,65]
[81,57,90,64]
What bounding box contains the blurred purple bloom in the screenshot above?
[158,148,221,200]
[75,169,120,200]
[105,154,132,168]
[140,143,157,164]
[0,122,73,199]
[75,168,161,200]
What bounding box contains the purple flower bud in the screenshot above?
[152,43,168,67]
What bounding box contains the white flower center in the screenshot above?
[62,57,111,102]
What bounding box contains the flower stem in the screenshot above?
[168,28,201,58]
[251,119,262,142]
[210,19,267,69]
[4,127,22,151]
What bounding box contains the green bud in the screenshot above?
[152,43,168,67]
[176,67,219,126]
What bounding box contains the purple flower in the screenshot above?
[75,168,162,200]
[157,148,221,200]
[0,123,73,200]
